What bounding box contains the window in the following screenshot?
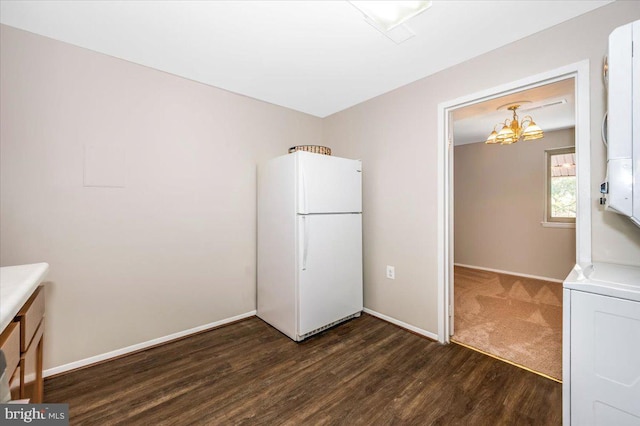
[546,147,576,223]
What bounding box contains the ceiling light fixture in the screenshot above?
[485,104,544,145]
[349,1,432,31]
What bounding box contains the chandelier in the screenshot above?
[485,104,544,145]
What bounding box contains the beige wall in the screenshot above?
[454,129,576,280]
[323,2,640,333]
[0,25,322,369]
[3,2,640,369]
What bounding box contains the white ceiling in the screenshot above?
[0,1,611,118]
[453,78,576,145]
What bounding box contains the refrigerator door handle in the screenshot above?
[302,216,309,271]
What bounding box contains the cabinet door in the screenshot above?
[571,291,640,425]
[0,322,20,384]
[9,367,21,400]
[21,320,44,403]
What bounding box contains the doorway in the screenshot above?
[449,79,576,380]
[436,61,592,381]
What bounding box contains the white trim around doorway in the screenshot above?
[436,60,591,344]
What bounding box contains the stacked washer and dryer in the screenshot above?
[562,20,640,426]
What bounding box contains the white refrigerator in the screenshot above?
[257,151,363,341]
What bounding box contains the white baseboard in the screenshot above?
[453,263,564,283]
[363,308,438,341]
[44,310,257,377]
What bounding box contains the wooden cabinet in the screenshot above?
[0,285,44,403]
[0,321,21,399]
[17,286,45,403]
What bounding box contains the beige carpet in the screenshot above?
[452,266,562,381]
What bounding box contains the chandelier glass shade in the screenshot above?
[485,105,544,145]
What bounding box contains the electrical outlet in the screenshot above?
[386,265,395,280]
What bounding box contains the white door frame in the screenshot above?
[436,60,592,343]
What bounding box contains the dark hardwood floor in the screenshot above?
[45,314,561,425]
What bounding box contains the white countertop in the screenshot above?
[0,263,49,332]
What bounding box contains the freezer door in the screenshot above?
[297,151,362,214]
[298,214,363,336]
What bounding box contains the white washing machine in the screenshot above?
[563,262,640,425]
